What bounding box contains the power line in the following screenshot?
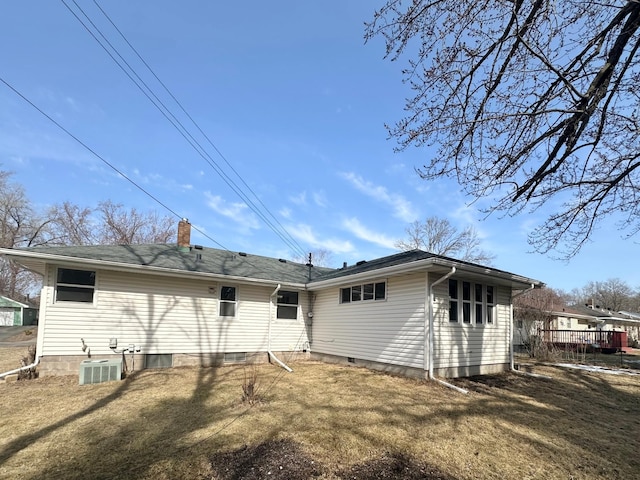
[61,0,309,259]
[0,75,229,252]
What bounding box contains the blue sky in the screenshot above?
[1,1,638,293]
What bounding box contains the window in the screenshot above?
[462,281,471,324]
[486,286,494,324]
[56,268,95,303]
[224,352,247,363]
[448,279,496,325]
[351,285,362,302]
[475,284,483,325]
[340,281,386,303]
[277,290,299,320]
[219,286,237,317]
[449,279,458,323]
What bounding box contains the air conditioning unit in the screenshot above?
[79,359,123,385]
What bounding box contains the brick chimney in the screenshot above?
[177,218,191,252]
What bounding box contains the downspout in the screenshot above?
[510,285,550,379]
[0,356,40,379]
[268,283,293,373]
[428,267,468,394]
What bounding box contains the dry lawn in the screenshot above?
[0,354,638,480]
[0,346,31,373]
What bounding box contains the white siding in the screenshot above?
[39,265,308,356]
[432,279,510,370]
[311,273,426,369]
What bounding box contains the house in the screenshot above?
[0,295,38,326]
[0,220,542,379]
[514,304,639,351]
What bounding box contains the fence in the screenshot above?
[537,329,628,352]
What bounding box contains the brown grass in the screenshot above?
[0,355,638,480]
[0,346,32,373]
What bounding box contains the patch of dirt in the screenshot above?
[209,438,323,479]
[452,372,534,394]
[209,439,456,480]
[336,451,456,479]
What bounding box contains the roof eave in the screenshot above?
[0,248,307,289]
[308,256,542,290]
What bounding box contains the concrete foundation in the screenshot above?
[37,350,310,377]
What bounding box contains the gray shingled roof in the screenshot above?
[20,244,334,284]
[6,244,540,288]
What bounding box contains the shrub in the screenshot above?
[241,365,261,405]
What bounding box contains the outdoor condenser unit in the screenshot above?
[79,359,123,385]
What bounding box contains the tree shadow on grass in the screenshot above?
[13,365,230,480]
[0,371,143,468]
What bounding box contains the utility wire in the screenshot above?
[61,0,309,259]
[62,0,304,258]
[92,0,302,258]
[0,75,229,252]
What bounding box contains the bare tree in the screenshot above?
[514,287,566,358]
[366,1,640,259]
[96,201,175,245]
[47,201,96,246]
[573,278,637,312]
[290,248,334,267]
[395,217,494,264]
[0,170,50,298]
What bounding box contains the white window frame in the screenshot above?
[276,290,299,320]
[448,279,496,326]
[219,285,237,318]
[340,281,387,304]
[55,267,96,304]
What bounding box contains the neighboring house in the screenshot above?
[0,220,542,378]
[514,304,639,348]
[0,295,38,326]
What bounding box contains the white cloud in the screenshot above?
[340,172,417,222]
[313,190,327,208]
[289,191,307,206]
[342,217,397,249]
[205,192,260,231]
[289,223,354,254]
[279,207,292,219]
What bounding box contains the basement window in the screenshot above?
[145,354,173,369]
[224,352,247,363]
[56,268,96,303]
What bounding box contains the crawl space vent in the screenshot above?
[79,359,122,385]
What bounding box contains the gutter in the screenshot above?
[307,256,541,290]
[268,284,292,373]
[0,248,307,290]
[427,267,468,394]
[510,285,551,379]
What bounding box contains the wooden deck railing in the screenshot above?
[537,329,628,350]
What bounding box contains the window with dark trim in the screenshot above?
[449,279,458,322]
[340,281,386,303]
[219,286,237,317]
[462,281,471,324]
[56,268,96,303]
[448,279,496,325]
[277,290,299,320]
[486,285,494,324]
